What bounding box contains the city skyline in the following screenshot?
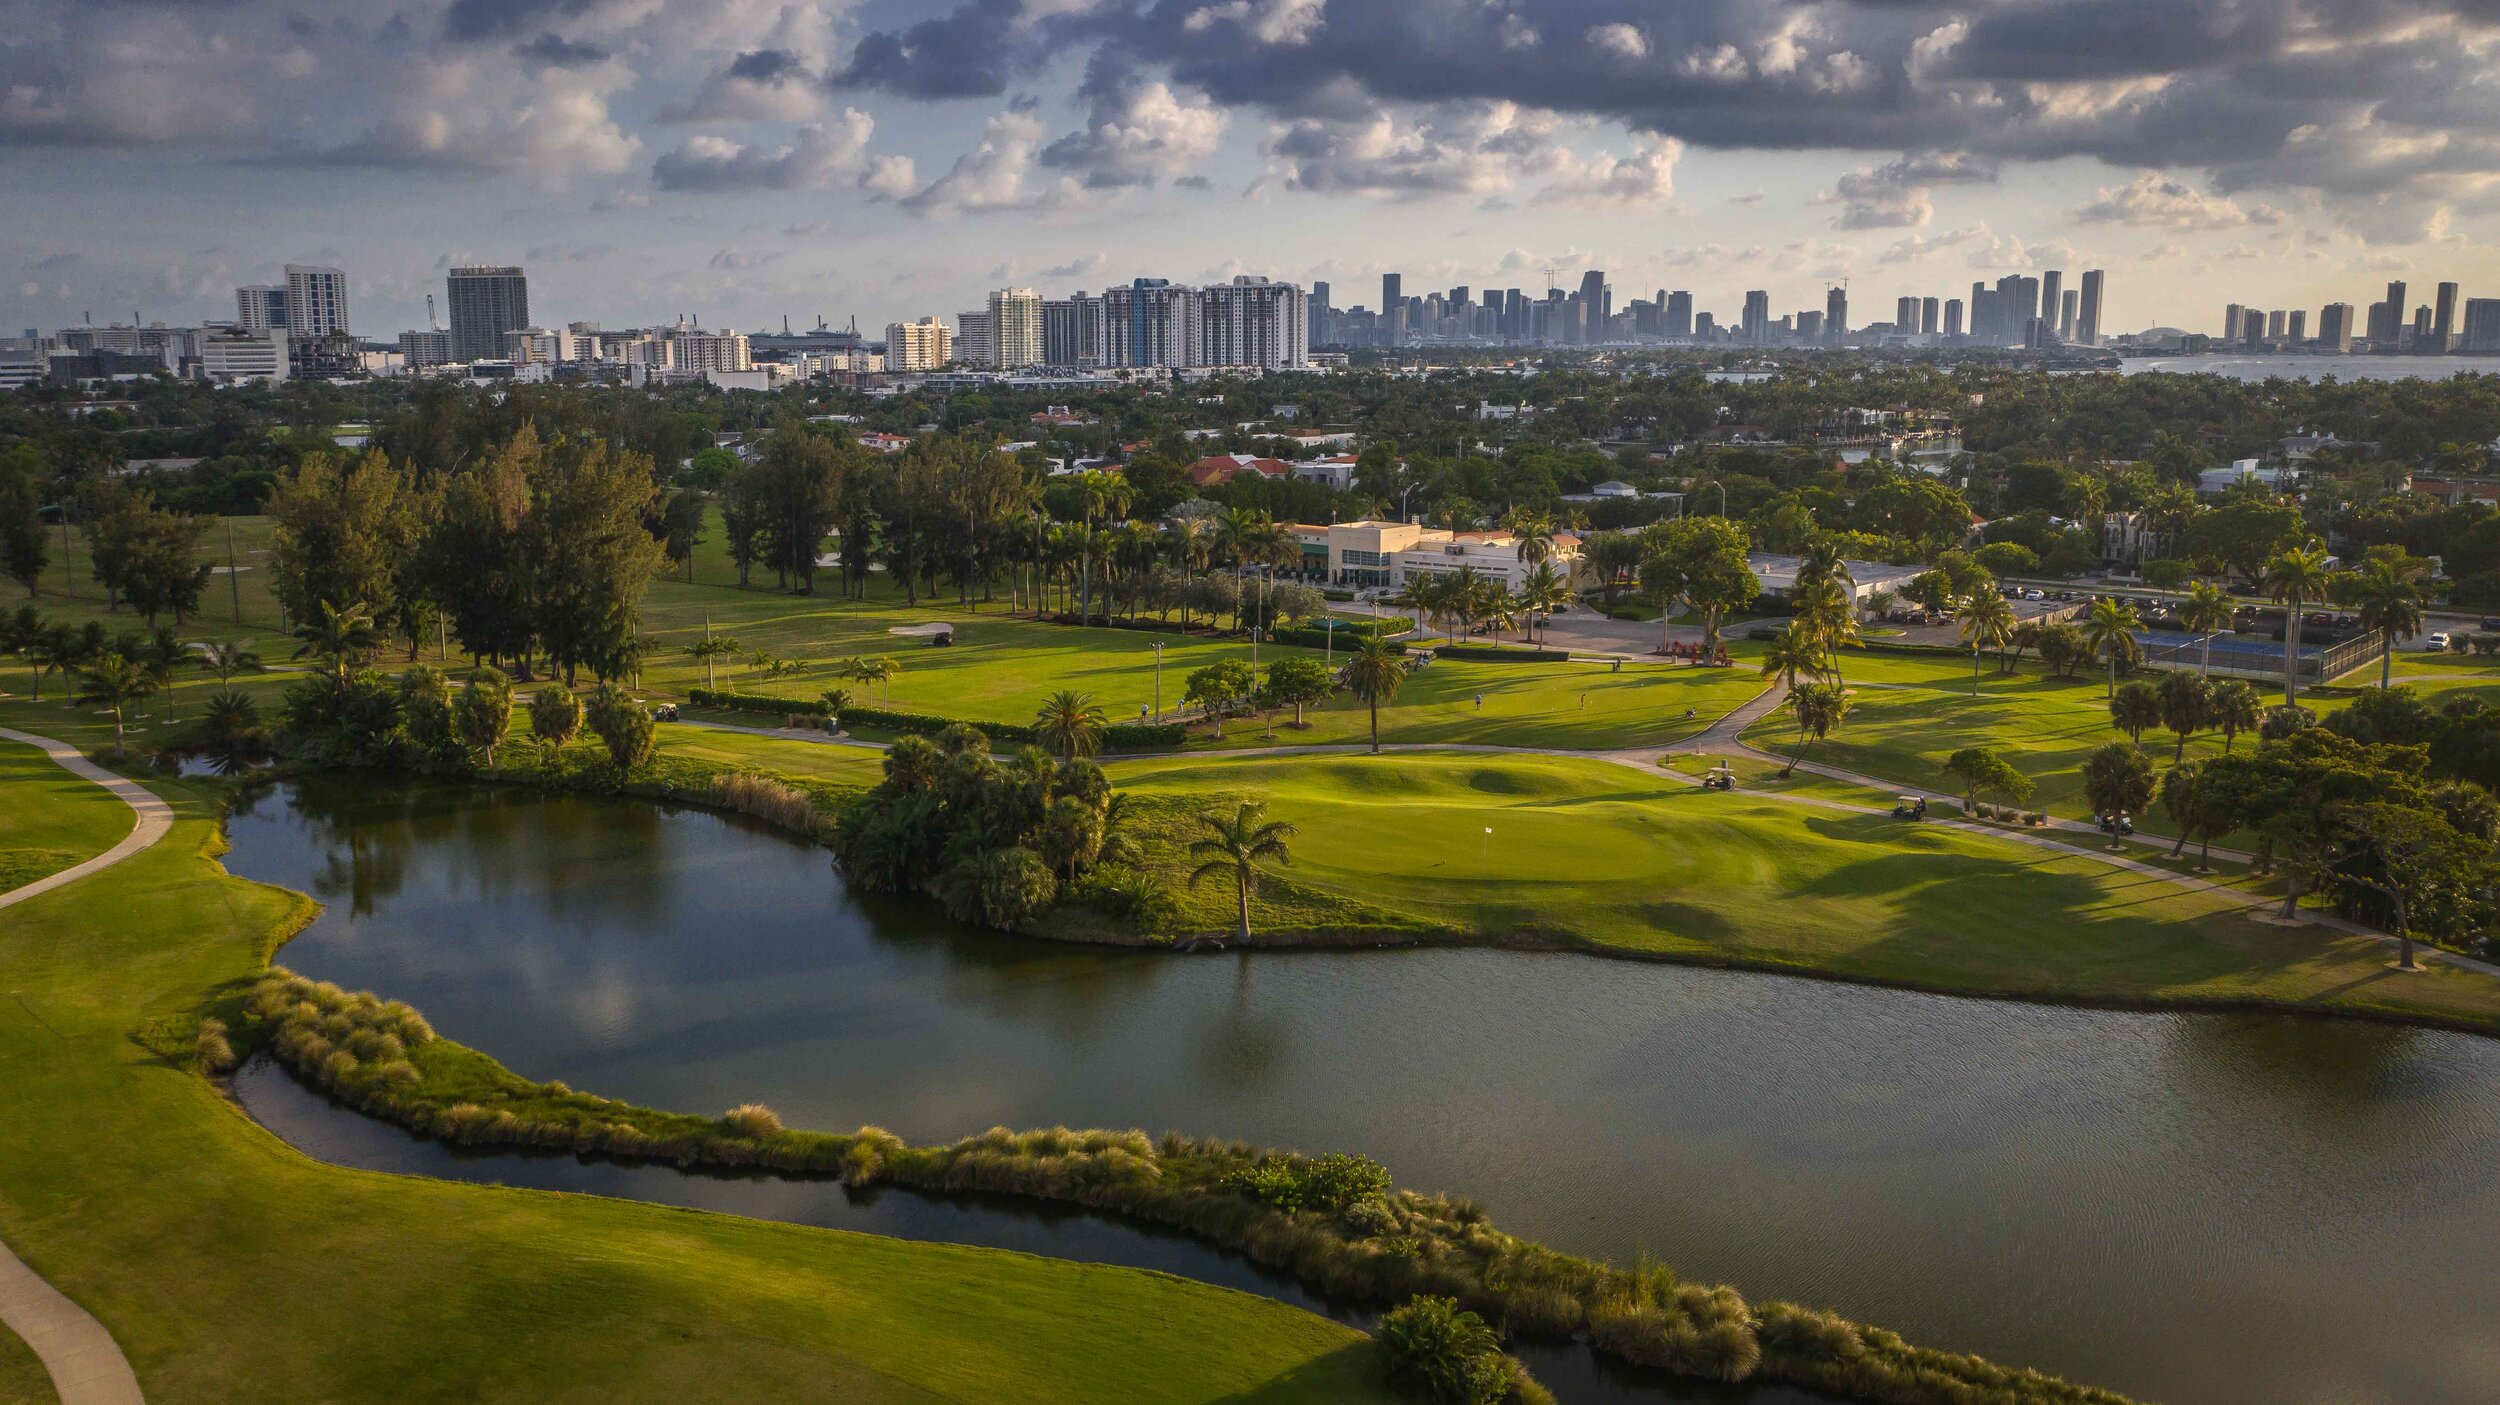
[9,0,2500,337]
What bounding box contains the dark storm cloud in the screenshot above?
[514,32,611,67]
[830,0,1047,98]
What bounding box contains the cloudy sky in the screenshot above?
[5,0,2497,340]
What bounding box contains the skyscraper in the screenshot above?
[2039,271,2062,336]
[2059,290,2078,341]
[884,317,951,370]
[2368,281,2407,346]
[447,266,529,362]
[987,287,1044,369]
[2076,270,2105,347]
[2287,309,2306,344]
[1944,298,1964,338]
[1665,291,1693,339]
[1825,286,1848,345]
[2435,282,2460,352]
[1104,278,1199,367]
[2223,304,2244,341]
[284,264,349,335]
[2318,303,2355,353]
[1896,296,1919,333]
[1922,297,1939,335]
[1741,290,1770,343]
[1380,273,1402,345]
[235,285,287,333]
[1197,276,1308,369]
[2267,309,2287,342]
[2463,299,2500,354]
[1308,280,1331,348]
[1578,271,1608,344]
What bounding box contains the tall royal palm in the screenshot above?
[2177,581,2234,676]
[2080,596,2142,700]
[1343,636,1405,754]
[1756,624,1824,695]
[1516,561,1570,643]
[1073,471,1134,625]
[2340,556,2425,689]
[1783,680,1851,777]
[1187,800,1296,943]
[2,606,45,699]
[1956,590,2017,695]
[1505,509,1557,571]
[2259,544,2334,706]
[1789,577,1861,683]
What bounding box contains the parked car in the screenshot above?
[2424,632,2453,652]
[2480,617,2500,632]
[2022,589,2046,601]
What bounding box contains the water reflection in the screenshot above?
[222,778,2500,1405]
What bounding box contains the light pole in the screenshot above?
[1152,640,1163,721]
[1709,481,1728,517]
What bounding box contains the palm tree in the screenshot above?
[75,652,156,759]
[1033,689,1108,761]
[1187,800,1296,943]
[1074,470,1135,625]
[689,619,740,690]
[2260,544,2334,706]
[2155,669,2212,761]
[1756,624,1823,695]
[134,626,187,721]
[32,623,90,703]
[1783,681,1851,776]
[1388,574,1443,644]
[1165,517,1210,626]
[292,599,380,698]
[189,638,265,686]
[2209,678,2261,752]
[1515,561,1570,643]
[1956,590,2016,695]
[2339,556,2425,689]
[1789,577,1861,683]
[2177,581,2234,675]
[1505,509,1557,571]
[1344,636,1405,754]
[2109,680,2162,744]
[1,607,42,698]
[2080,596,2142,700]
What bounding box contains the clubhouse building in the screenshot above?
[1287,520,1583,590]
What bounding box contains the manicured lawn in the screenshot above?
[1104,750,2500,1030]
[0,740,1395,1403]
[0,1322,52,1404]
[8,514,285,636]
[0,737,133,891]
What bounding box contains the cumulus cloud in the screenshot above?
[902,109,1083,217]
[1817,151,1997,230]
[1182,0,1329,46]
[651,111,900,192]
[1540,139,1682,205]
[1039,80,1227,187]
[1584,24,1649,60]
[2071,170,2286,230]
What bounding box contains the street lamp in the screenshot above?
[1709,481,1728,517]
[1153,640,1163,721]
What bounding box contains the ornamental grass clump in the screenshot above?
[1377,1295,1550,1405]
[721,1103,784,1138]
[708,772,831,841]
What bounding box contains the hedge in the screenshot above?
[686,689,1187,751]
[1429,645,1572,664]
[1269,624,1410,652]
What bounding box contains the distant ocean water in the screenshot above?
[2120,354,2499,383]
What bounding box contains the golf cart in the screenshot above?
[1892,795,1927,819]
[1700,763,1736,791]
[650,702,680,723]
[2098,811,2135,837]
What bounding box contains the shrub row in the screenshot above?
[1427,646,1572,664]
[243,969,2139,1405]
[685,689,1186,751]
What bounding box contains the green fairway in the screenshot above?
[0,756,1395,1403]
[0,1323,52,1404]
[0,737,134,890]
[10,513,285,636]
[1105,750,2500,1030]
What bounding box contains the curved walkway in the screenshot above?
[0,729,157,1405]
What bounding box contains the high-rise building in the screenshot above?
[198,327,289,384]
[2038,271,2062,336]
[1665,291,1693,339]
[1104,278,1199,368]
[2318,303,2355,352]
[670,328,751,375]
[399,329,452,370]
[1380,274,1402,345]
[1694,312,1718,339]
[1578,271,1609,344]
[1895,296,1919,335]
[1042,294,1106,367]
[2367,280,2407,346]
[2413,304,2434,347]
[284,264,349,335]
[2223,304,2245,341]
[447,266,529,363]
[1797,310,1824,341]
[1920,297,1939,335]
[2287,310,2307,345]
[2076,270,2105,347]
[2463,298,2500,354]
[1993,275,2039,347]
[235,285,287,333]
[883,318,951,370]
[1825,286,1848,345]
[1944,298,1964,338]
[1308,281,1332,348]
[1741,290,1770,343]
[1198,276,1308,369]
[987,287,1044,369]
[2267,309,2287,341]
[2434,282,2460,352]
[2059,289,2078,341]
[955,309,996,367]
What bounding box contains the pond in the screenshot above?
[222,778,2500,1405]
